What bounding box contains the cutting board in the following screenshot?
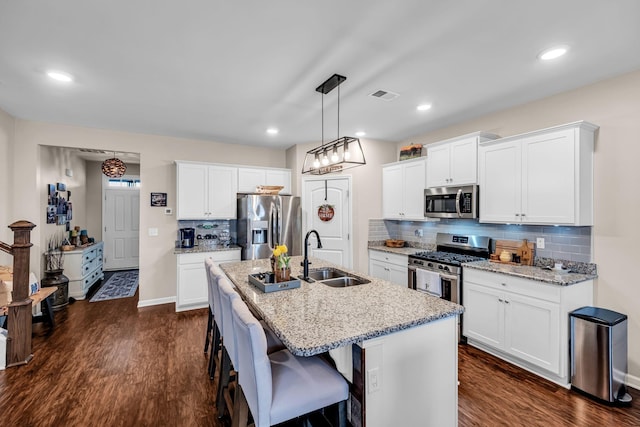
[493,239,535,266]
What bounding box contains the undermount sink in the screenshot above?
[307,267,348,281]
[321,276,371,288]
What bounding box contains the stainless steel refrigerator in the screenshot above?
[236,194,302,260]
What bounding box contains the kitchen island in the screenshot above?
[221,256,463,427]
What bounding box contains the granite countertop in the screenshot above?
[463,260,597,286]
[174,244,241,255]
[367,245,422,256]
[220,255,463,356]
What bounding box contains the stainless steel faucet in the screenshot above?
[301,230,322,281]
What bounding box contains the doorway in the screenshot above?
[301,176,352,269]
[102,176,140,270]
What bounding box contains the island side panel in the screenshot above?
[359,316,458,427]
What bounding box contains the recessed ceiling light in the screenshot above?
[266,128,279,135]
[355,131,366,137]
[416,104,432,112]
[538,46,569,61]
[46,70,74,83]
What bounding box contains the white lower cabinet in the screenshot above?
[368,250,408,287]
[463,268,592,386]
[176,249,241,312]
[61,242,104,300]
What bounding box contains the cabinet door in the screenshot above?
[208,166,238,219]
[388,264,408,287]
[177,163,209,219]
[177,262,208,309]
[450,137,477,185]
[521,129,575,224]
[462,282,504,348]
[382,164,404,219]
[504,293,560,375]
[402,159,427,219]
[265,169,291,194]
[426,144,451,187]
[238,168,266,193]
[369,259,390,281]
[479,141,521,223]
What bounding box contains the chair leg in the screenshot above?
[209,324,221,379]
[204,307,213,353]
[324,400,347,427]
[232,382,249,427]
[216,347,232,417]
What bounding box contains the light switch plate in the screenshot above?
[148,228,159,237]
[367,367,381,393]
[536,237,545,249]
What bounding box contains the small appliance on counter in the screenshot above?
[179,227,195,248]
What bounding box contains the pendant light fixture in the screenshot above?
[302,74,366,175]
[101,152,127,178]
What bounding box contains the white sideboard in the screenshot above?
[63,242,104,300]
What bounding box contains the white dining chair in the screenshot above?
[230,297,348,427]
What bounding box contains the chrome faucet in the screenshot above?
[301,230,322,281]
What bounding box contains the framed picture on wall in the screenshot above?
[151,192,167,207]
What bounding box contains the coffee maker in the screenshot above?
[179,228,195,248]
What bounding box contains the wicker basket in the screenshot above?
[256,185,284,195]
[385,239,405,248]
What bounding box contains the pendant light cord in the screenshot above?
[337,84,340,139]
[321,92,324,147]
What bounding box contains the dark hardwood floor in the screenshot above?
[1,292,638,426]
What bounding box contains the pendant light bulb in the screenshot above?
[344,142,351,160]
[331,146,339,162]
[322,150,329,165]
[313,153,320,168]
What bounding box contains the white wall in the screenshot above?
[0,108,14,266]
[400,69,640,384]
[9,120,286,307]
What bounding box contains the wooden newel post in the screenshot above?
[0,220,37,367]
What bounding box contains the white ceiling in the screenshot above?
[1,1,639,150]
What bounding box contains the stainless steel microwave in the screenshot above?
[424,185,478,219]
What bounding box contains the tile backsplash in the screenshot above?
[369,218,592,263]
[177,219,236,247]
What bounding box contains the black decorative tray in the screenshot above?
[248,272,301,293]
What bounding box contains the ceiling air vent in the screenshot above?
[369,90,400,101]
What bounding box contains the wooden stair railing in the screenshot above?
[0,220,37,367]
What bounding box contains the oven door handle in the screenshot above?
[455,188,463,218]
[439,272,458,281]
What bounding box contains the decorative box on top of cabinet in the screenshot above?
[462,267,593,386]
[176,249,241,312]
[478,121,598,225]
[426,131,499,188]
[61,241,104,300]
[382,157,427,220]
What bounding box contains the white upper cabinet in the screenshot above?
[176,162,238,219]
[238,167,292,194]
[426,132,498,188]
[479,121,598,226]
[382,157,427,220]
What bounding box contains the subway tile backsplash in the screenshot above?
[369,218,592,263]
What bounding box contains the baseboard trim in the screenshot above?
[627,373,640,391]
[137,296,176,308]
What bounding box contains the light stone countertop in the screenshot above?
[173,245,241,255]
[220,255,463,356]
[463,260,597,286]
[367,245,423,256]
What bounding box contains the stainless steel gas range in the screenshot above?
[408,233,491,339]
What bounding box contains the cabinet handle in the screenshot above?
[498,298,504,303]
[521,213,526,217]
[515,213,520,217]
[504,300,510,304]
[501,283,506,286]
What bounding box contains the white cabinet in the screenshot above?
[478,121,597,225]
[382,158,427,220]
[426,132,498,188]
[368,250,408,287]
[61,242,104,300]
[176,249,241,312]
[238,167,292,194]
[176,162,238,219]
[463,267,593,386]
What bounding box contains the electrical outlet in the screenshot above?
[367,367,381,393]
[148,227,159,237]
[536,237,545,249]
[415,229,423,237]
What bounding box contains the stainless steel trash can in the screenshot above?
[570,306,632,404]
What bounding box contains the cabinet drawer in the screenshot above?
[83,247,97,264]
[463,268,560,302]
[368,250,408,267]
[82,257,98,276]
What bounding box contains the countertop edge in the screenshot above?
[463,261,597,286]
[174,245,241,255]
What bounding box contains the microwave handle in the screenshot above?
[455,188,463,218]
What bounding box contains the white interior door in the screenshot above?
[104,188,140,270]
[302,177,352,268]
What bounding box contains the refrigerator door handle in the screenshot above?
[268,205,274,250]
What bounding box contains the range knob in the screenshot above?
[427,262,434,269]
[438,265,443,270]
[443,266,450,272]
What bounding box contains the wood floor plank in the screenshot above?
[1,292,638,426]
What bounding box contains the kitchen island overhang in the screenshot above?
[220,256,461,427]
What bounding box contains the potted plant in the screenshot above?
[42,232,70,310]
[272,244,291,283]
